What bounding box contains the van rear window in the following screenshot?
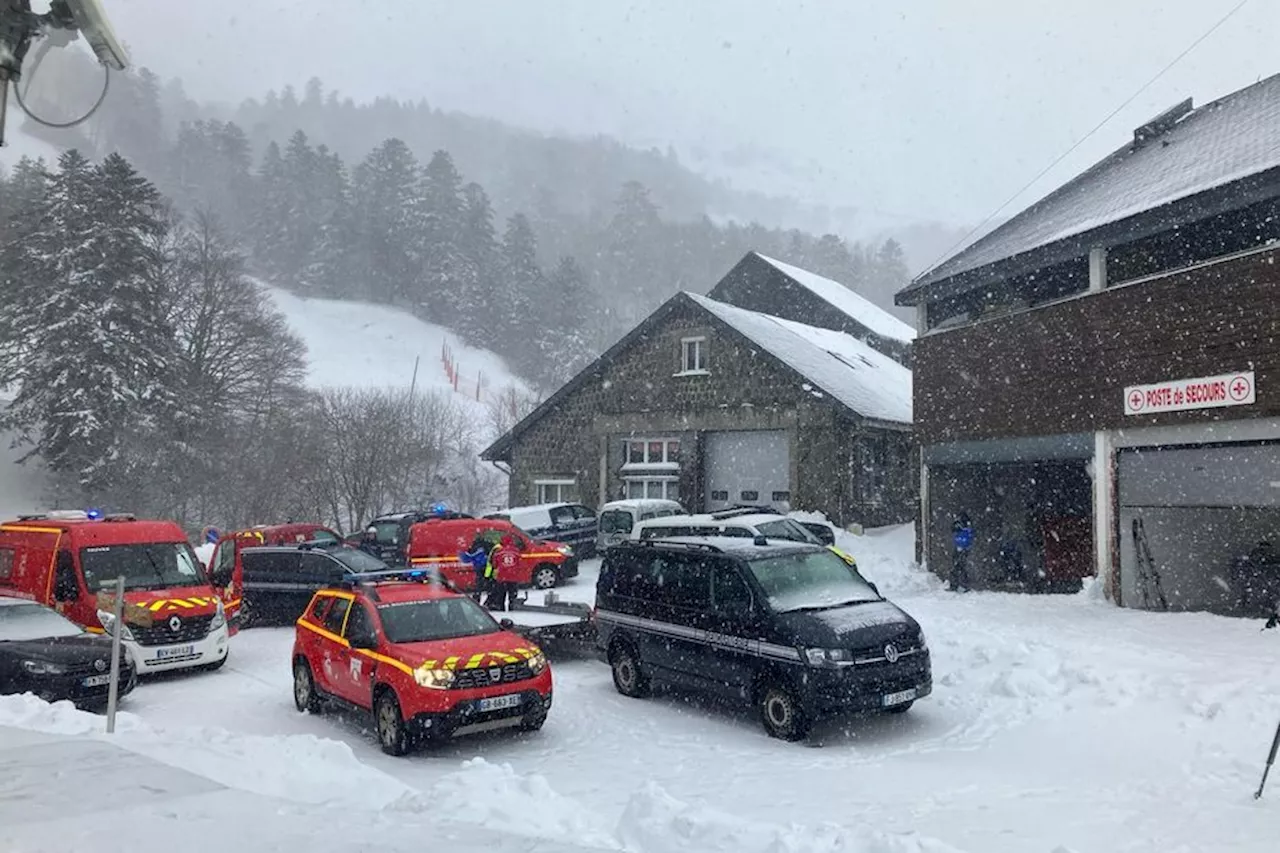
[599,510,633,535]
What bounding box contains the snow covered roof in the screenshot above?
[905,74,1280,299]
[686,293,912,424]
[753,253,916,343]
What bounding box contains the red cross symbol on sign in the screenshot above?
[1229,375,1252,401]
[1128,389,1145,411]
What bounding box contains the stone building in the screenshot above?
[897,75,1280,612]
[482,258,916,528]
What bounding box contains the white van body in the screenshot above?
[596,499,685,551]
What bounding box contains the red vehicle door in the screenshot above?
[206,538,242,631]
[312,595,355,698]
[332,599,378,706]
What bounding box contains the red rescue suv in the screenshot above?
[206,523,342,629]
[0,512,229,674]
[291,575,553,755]
[406,518,579,591]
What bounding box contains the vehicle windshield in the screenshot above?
[79,543,207,592]
[378,597,499,643]
[371,521,403,545]
[747,549,880,612]
[756,519,821,544]
[599,510,633,534]
[329,547,388,573]
[0,602,84,642]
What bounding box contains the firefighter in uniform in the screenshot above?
[487,535,522,611]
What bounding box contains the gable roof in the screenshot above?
[481,291,912,462]
[902,74,1280,301]
[686,294,912,424]
[752,253,917,343]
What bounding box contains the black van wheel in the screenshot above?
[375,689,411,756]
[238,598,256,629]
[292,659,322,713]
[532,564,559,590]
[609,641,650,698]
[760,683,810,741]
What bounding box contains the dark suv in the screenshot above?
[365,510,473,567]
[239,543,388,626]
[595,537,931,741]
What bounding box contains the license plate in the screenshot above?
[476,694,523,713]
[882,688,917,707]
[81,674,111,687]
[156,645,195,660]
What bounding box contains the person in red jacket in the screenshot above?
[487,534,522,611]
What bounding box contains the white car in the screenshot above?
[630,511,824,545]
[596,499,686,551]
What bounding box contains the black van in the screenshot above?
[595,538,931,741]
[239,542,387,626]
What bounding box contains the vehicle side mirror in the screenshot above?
[499,618,515,630]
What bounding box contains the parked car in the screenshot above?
[0,512,229,675]
[234,542,388,627]
[595,538,931,741]
[596,499,686,552]
[407,517,578,590]
[631,511,822,546]
[207,523,343,628]
[364,508,473,567]
[485,503,597,558]
[0,594,136,708]
[712,507,838,546]
[291,574,553,755]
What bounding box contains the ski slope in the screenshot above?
[262,284,529,420]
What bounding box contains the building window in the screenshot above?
[534,479,576,504]
[860,436,888,504]
[625,477,680,501]
[623,438,680,469]
[680,337,707,373]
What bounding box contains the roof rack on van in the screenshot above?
[637,539,724,553]
[709,506,777,520]
[18,510,90,521]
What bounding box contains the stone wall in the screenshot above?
[506,296,915,527]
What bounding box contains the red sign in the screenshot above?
[1123,371,1255,416]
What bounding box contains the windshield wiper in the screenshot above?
[782,598,878,613]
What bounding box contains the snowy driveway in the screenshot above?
[5,527,1280,852]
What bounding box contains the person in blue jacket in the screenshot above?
[458,533,492,602]
[951,513,974,593]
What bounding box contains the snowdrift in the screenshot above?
[0,693,971,853]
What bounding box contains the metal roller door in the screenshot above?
[703,430,790,513]
[1118,442,1280,613]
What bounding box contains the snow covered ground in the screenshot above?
[4,525,1280,852]
[262,284,529,424]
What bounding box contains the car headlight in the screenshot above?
[917,631,928,652]
[96,610,135,642]
[413,667,456,689]
[22,659,66,675]
[557,545,572,555]
[804,648,854,667]
[209,600,226,631]
[527,650,548,674]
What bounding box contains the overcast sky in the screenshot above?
[29,1,1280,230]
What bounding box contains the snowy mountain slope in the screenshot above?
[262,284,529,421]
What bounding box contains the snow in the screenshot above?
[754,253,918,343]
[688,292,912,423]
[261,283,529,426]
[5,529,1280,852]
[0,404,51,520]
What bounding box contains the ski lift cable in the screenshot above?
[12,34,110,130]
[919,0,1252,278]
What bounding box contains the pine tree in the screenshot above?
[0,151,174,492]
[417,149,469,324]
[0,157,50,368]
[351,138,423,304]
[536,256,594,385]
[498,213,542,361]
[252,141,291,277]
[604,181,662,324]
[280,130,321,279]
[300,145,356,297]
[457,181,500,345]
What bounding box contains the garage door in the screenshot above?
[1118,442,1280,613]
[703,430,790,513]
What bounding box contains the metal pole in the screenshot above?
[0,76,9,148]
[1255,717,1280,799]
[105,576,124,734]
[408,355,419,400]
